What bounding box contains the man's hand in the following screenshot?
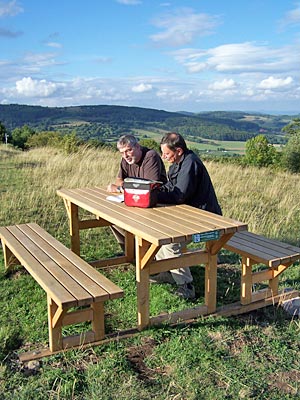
[107,183,119,193]
[107,183,123,193]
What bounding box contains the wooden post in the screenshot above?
[2,243,19,270]
[136,237,150,330]
[91,302,105,341]
[241,256,252,305]
[269,271,279,297]
[205,242,217,314]
[70,203,80,255]
[124,231,135,262]
[47,296,62,352]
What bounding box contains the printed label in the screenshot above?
[192,230,220,243]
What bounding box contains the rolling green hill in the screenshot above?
[0,104,297,144]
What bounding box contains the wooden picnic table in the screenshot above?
[57,187,248,329]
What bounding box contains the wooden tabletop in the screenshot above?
[57,187,247,246]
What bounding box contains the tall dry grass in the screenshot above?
[1,144,299,245]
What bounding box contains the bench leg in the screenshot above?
[241,257,253,305]
[91,302,105,341]
[269,275,279,297]
[2,243,19,270]
[48,296,63,352]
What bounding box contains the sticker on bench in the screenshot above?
[192,230,220,243]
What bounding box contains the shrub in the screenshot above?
[26,130,62,148]
[281,132,300,173]
[11,125,35,150]
[244,134,278,167]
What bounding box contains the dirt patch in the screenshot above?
[269,370,300,395]
[126,337,164,383]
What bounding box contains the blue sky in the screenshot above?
[0,0,299,114]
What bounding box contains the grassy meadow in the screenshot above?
[0,144,299,399]
[134,129,246,155]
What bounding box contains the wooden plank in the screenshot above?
[236,231,300,255]
[174,204,248,231]
[112,202,222,237]
[62,308,93,326]
[28,223,124,300]
[241,257,253,305]
[0,227,77,308]
[214,289,299,317]
[58,187,247,245]
[48,296,63,351]
[224,238,284,267]
[205,245,217,313]
[150,305,208,325]
[228,235,295,260]
[8,225,98,306]
[79,188,189,242]
[78,219,111,229]
[91,302,105,341]
[57,188,172,245]
[17,224,110,302]
[19,327,141,362]
[136,239,150,330]
[149,249,209,275]
[225,232,300,266]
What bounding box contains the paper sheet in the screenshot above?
[106,194,124,203]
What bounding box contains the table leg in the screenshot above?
[70,203,80,255]
[135,237,150,330]
[205,243,217,314]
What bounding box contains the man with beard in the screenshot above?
[107,134,167,248]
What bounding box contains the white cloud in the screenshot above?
[131,83,153,93]
[258,76,293,89]
[150,8,220,47]
[209,79,236,90]
[15,77,58,97]
[0,74,299,113]
[0,0,23,17]
[170,42,300,74]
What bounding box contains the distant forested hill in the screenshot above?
[0,104,296,143]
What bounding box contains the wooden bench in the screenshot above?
[224,231,300,305]
[0,223,124,358]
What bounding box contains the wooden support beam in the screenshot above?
[241,256,252,305]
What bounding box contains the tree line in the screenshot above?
[1,118,300,173]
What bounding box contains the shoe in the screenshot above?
[149,272,175,284]
[175,282,195,300]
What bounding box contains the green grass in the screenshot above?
[0,144,299,399]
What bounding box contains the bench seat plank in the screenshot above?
[224,231,300,267]
[229,231,300,257]
[0,226,77,308]
[27,223,124,299]
[15,224,110,303]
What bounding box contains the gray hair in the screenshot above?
[117,135,139,149]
